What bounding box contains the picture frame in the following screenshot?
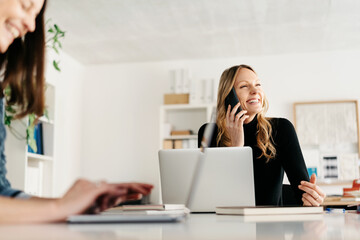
[293,100,359,181]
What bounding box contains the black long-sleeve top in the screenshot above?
[198,116,309,206]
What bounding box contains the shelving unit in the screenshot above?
[159,103,215,149]
[5,83,56,198]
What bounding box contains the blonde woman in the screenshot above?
[198,65,325,206]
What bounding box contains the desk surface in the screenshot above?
[1,212,359,240]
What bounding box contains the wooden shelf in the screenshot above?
[164,135,198,140]
[161,103,215,110]
[160,103,214,149]
[27,153,53,162]
[38,116,54,125]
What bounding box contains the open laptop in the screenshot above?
[158,146,255,212]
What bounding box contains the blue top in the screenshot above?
[0,98,22,197]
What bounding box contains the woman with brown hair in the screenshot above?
[0,0,153,223]
[198,64,325,206]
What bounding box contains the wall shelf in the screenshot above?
[27,153,54,162]
[160,103,215,149]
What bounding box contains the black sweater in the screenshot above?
[198,117,309,206]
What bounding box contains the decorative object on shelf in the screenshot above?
[167,68,215,105]
[163,140,173,149]
[164,93,189,105]
[4,21,65,152]
[169,69,191,94]
[171,130,193,136]
[199,79,214,104]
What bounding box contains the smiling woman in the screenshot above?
[0,0,153,223]
[0,0,44,53]
[0,0,46,119]
[198,64,326,207]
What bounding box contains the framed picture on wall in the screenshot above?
[293,100,360,181]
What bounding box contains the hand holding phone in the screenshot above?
[224,87,248,147]
[224,87,242,115]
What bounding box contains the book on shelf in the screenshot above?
[215,206,324,216]
[27,122,43,155]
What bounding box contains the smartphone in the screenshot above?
[224,87,242,116]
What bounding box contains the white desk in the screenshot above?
[1,213,359,239]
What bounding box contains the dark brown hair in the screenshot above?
[0,0,47,118]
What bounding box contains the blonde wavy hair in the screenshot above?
[216,64,276,162]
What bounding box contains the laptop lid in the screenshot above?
[159,149,201,204]
[158,147,255,212]
[187,146,255,212]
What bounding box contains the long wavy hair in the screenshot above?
[0,0,47,118]
[216,64,276,162]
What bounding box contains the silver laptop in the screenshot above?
[158,147,255,212]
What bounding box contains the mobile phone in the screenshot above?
[224,87,242,116]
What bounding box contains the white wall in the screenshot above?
[46,51,85,197]
[80,49,360,203]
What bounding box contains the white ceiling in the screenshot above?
[46,0,360,65]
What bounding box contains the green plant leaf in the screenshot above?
[5,105,16,114]
[54,24,61,32]
[27,130,37,152]
[28,113,36,126]
[27,114,37,152]
[52,47,59,54]
[43,109,49,120]
[4,115,13,127]
[53,60,61,71]
[4,86,11,96]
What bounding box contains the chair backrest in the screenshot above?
[197,123,218,148]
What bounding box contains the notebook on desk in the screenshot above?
[158,147,256,212]
[215,206,324,216]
